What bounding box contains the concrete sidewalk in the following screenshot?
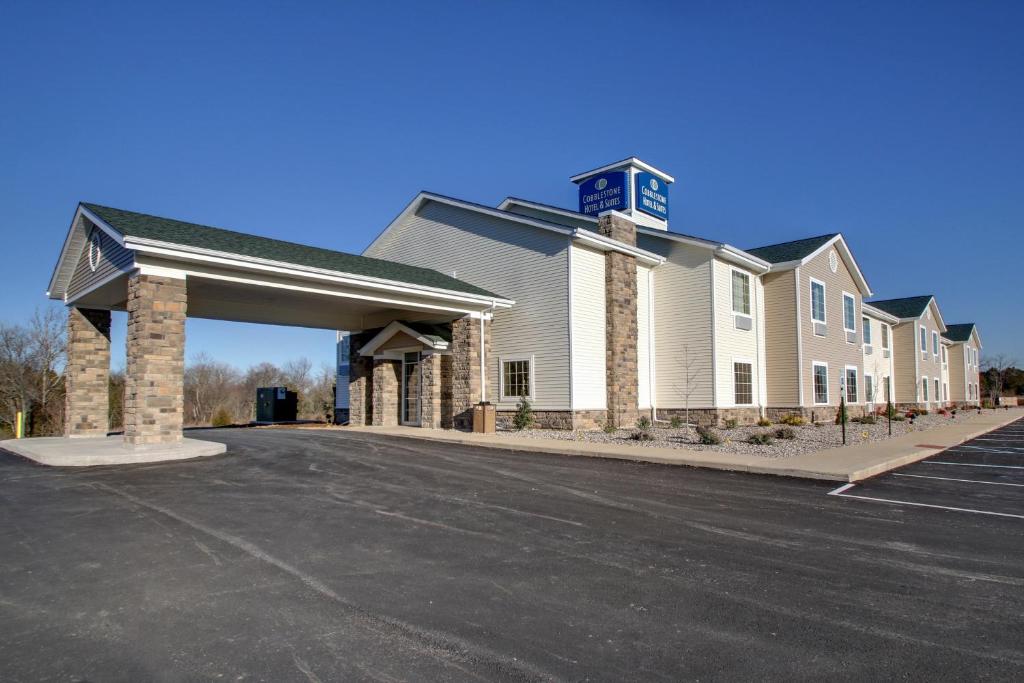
[343,408,1023,482]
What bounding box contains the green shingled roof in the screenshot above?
[866,295,934,319]
[943,323,976,342]
[81,203,503,300]
[745,233,838,264]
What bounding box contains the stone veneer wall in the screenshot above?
[347,332,374,426]
[440,354,454,428]
[450,316,490,430]
[124,274,186,445]
[420,352,443,429]
[598,213,639,428]
[764,405,869,424]
[371,359,401,427]
[64,307,112,437]
[494,409,608,431]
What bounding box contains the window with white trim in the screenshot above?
[920,326,927,353]
[843,293,856,332]
[500,357,532,400]
[844,367,858,404]
[862,317,872,345]
[881,323,890,350]
[941,346,946,364]
[733,361,753,405]
[932,331,939,357]
[934,378,940,402]
[864,374,874,404]
[810,279,826,324]
[812,362,829,404]
[731,270,751,316]
[922,377,929,401]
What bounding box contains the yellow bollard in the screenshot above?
[15,411,23,439]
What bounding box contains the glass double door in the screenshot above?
[401,351,421,426]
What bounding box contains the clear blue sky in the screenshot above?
[2,0,1021,370]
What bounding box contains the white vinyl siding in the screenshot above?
[569,244,607,411]
[366,199,571,410]
[713,259,761,408]
[638,235,714,409]
[637,264,654,410]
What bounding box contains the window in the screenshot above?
[862,318,872,345]
[941,346,947,364]
[843,293,856,332]
[813,363,829,404]
[810,279,826,323]
[731,270,751,316]
[881,324,890,350]
[920,326,927,353]
[943,382,948,401]
[934,379,940,402]
[845,367,858,404]
[922,378,929,402]
[733,362,753,405]
[864,374,874,404]
[501,358,532,400]
[932,331,939,356]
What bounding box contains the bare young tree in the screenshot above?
[673,345,702,427]
[0,307,67,435]
[0,323,33,434]
[29,307,66,432]
[184,352,240,425]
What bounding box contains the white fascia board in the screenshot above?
[928,298,947,333]
[359,321,450,356]
[497,198,598,224]
[972,328,983,349]
[636,226,769,272]
[571,229,665,266]
[47,204,128,299]
[861,303,900,325]
[124,238,514,309]
[569,157,675,184]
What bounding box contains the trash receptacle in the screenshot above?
[473,402,496,433]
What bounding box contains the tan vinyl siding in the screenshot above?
[66,223,134,302]
[377,331,423,352]
[890,301,947,405]
[891,322,919,402]
[798,246,865,406]
[638,235,714,409]
[570,244,606,411]
[762,270,799,406]
[713,259,762,408]
[947,344,967,401]
[365,200,571,411]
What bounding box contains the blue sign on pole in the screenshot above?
[578,171,629,216]
[635,171,669,220]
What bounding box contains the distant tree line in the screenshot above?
[0,307,336,437]
[980,354,1023,400]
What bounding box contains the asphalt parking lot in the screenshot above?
[1,427,1022,681]
[830,416,1024,519]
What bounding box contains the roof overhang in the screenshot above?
[861,303,900,325]
[47,203,127,299]
[763,234,872,296]
[569,157,675,184]
[358,321,450,356]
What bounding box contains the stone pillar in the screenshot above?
[450,316,490,430]
[64,307,112,437]
[348,333,373,426]
[420,351,443,429]
[371,359,400,427]
[124,273,187,445]
[599,213,639,427]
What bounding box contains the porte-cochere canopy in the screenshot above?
[49,203,512,445]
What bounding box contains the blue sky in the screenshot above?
[2,0,1021,370]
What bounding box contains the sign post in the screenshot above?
[839,371,847,445]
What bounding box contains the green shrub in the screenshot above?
[723,417,738,429]
[512,397,534,430]
[669,416,684,429]
[602,422,617,434]
[696,425,721,445]
[636,416,652,431]
[757,417,772,427]
[630,429,655,441]
[780,413,806,426]
[774,426,796,440]
[211,407,233,427]
[891,414,905,422]
[747,432,774,445]
[852,414,877,425]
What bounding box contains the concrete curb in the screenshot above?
[338,409,1023,482]
[0,436,227,467]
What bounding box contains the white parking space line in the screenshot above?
[830,489,1024,520]
[891,473,1024,487]
[826,483,856,496]
[950,445,1024,455]
[928,461,1024,470]
[972,438,1024,443]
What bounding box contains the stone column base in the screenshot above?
[64,307,112,438]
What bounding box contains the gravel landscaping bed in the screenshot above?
[499,413,970,459]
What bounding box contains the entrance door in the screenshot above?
[401,351,421,426]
